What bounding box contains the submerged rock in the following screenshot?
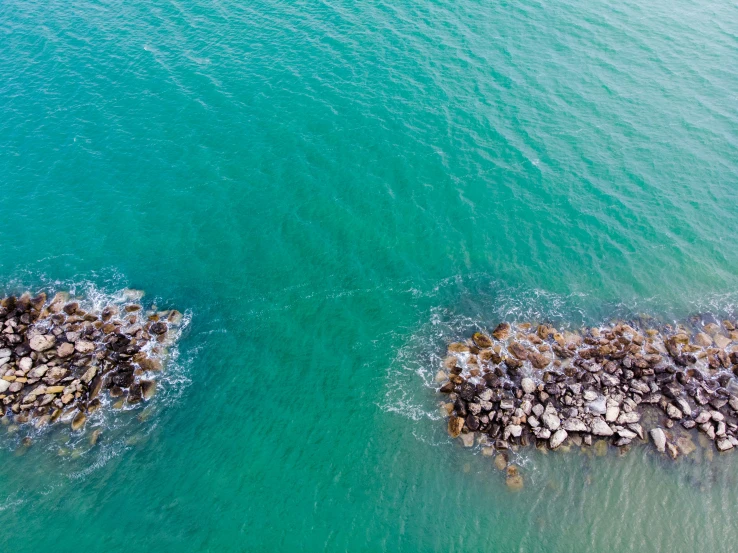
[494,453,508,471]
[505,465,524,491]
[71,412,86,431]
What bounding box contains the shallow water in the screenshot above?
[1,0,738,551]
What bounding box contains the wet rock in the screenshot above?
[111,370,135,389]
[472,332,493,348]
[459,382,475,402]
[492,323,511,341]
[508,342,528,360]
[714,334,731,349]
[78,366,97,384]
[71,412,86,431]
[695,333,712,347]
[439,382,454,394]
[448,417,464,438]
[149,322,168,335]
[141,380,156,400]
[89,428,102,446]
[529,351,550,369]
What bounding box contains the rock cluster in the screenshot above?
[437,318,738,474]
[0,290,183,431]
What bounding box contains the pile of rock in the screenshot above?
[437,318,738,471]
[0,290,183,431]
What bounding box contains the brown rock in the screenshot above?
[529,351,550,369]
[508,342,528,360]
[56,342,75,357]
[448,416,464,438]
[492,323,511,341]
[472,332,493,348]
[71,412,86,431]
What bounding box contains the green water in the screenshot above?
[2,0,738,550]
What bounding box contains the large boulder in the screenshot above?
[616,412,640,424]
[694,332,712,347]
[75,340,95,354]
[149,322,168,335]
[650,428,666,453]
[29,334,55,352]
[590,418,614,436]
[542,406,561,431]
[529,352,550,369]
[550,429,568,449]
[563,418,588,432]
[504,424,522,439]
[56,342,75,358]
[716,437,734,452]
[448,417,464,438]
[71,412,87,431]
[587,396,607,416]
[492,323,511,340]
[521,377,536,395]
[508,342,528,360]
[472,332,493,348]
[665,403,683,420]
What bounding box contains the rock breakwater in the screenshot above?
[436,318,738,486]
[0,290,183,432]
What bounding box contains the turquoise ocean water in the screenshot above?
[2,0,738,551]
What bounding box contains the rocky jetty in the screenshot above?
[0,290,183,431]
[436,318,738,484]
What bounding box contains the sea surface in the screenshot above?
[2,0,738,551]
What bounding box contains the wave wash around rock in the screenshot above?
[0,290,184,433]
[436,318,738,489]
